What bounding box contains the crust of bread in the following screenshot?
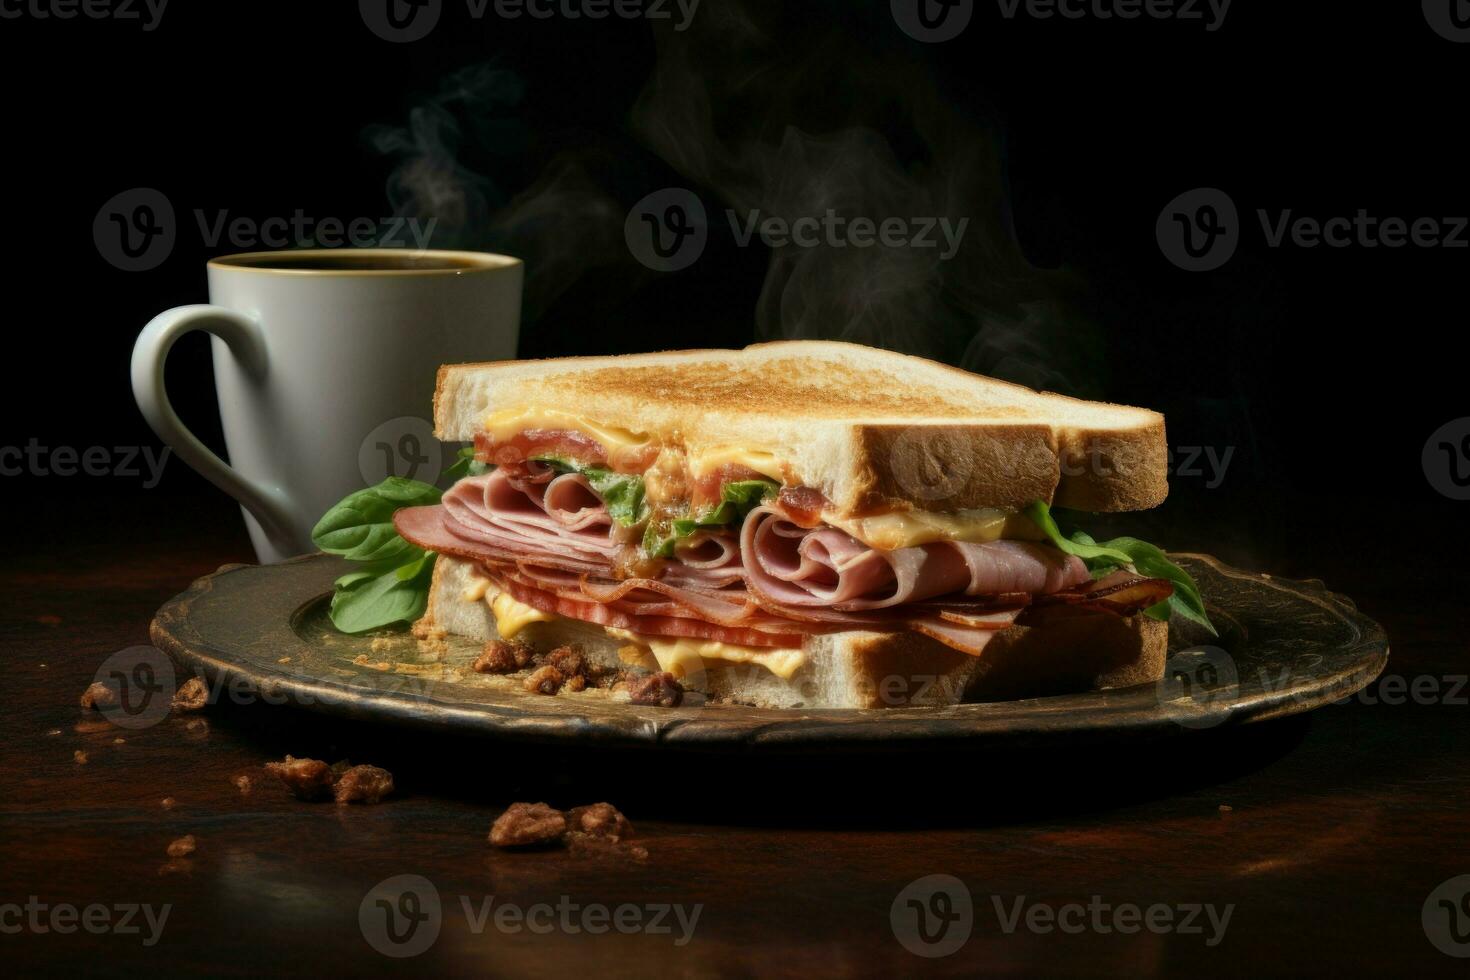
[426,556,1166,710]
[433,340,1167,515]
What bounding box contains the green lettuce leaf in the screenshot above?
[1022,499,1216,636]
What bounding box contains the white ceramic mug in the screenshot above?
[131,249,523,563]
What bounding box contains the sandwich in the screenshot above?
[314,340,1212,709]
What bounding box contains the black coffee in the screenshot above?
[219,253,485,272]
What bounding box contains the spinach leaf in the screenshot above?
[311,477,445,633]
[440,445,490,482]
[641,478,777,557]
[1023,499,1216,636]
[327,550,437,634]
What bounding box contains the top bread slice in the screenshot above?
[435,340,1167,515]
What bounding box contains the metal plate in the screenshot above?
[149,554,1388,748]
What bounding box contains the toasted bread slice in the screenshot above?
[427,556,1167,710]
[435,340,1166,515]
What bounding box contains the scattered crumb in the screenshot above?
[1219,804,1233,812]
[351,654,392,671]
[523,665,566,696]
[411,619,447,642]
[46,728,61,737]
[566,803,633,842]
[232,775,253,795]
[171,677,209,712]
[185,718,209,735]
[369,637,394,653]
[161,797,177,810]
[80,681,117,711]
[166,835,197,858]
[490,802,567,848]
[73,750,88,765]
[277,657,291,664]
[264,755,335,801]
[473,638,531,675]
[626,671,684,707]
[113,737,126,745]
[333,765,394,805]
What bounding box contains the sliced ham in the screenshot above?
[739,506,1090,609]
[392,471,1158,657]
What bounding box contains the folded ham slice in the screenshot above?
[393,471,1171,656]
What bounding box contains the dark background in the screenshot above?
[4,0,1465,611]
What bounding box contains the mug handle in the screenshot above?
[130,305,299,548]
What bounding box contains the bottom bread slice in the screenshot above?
[425,555,1168,710]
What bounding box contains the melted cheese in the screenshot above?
[489,592,556,638]
[685,446,786,482]
[827,508,1043,550]
[481,407,651,451]
[606,628,806,681]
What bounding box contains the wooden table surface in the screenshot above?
[5,496,1468,977]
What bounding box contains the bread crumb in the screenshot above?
[161,797,177,810]
[171,677,209,712]
[166,835,197,858]
[277,657,292,664]
[73,750,88,765]
[411,619,447,642]
[233,775,253,795]
[113,737,126,745]
[1218,804,1233,812]
[46,728,61,737]
[80,681,117,711]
